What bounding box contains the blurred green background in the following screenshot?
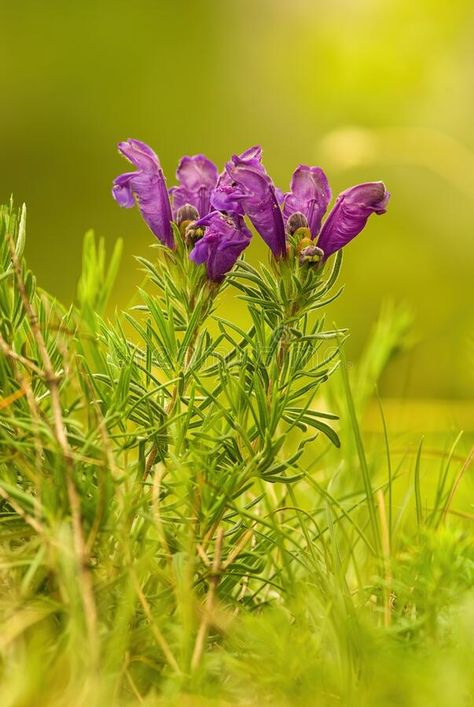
[1,0,473,399]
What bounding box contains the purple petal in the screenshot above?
[177,154,218,191]
[189,211,251,281]
[209,182,245,215]
[234,145,263,169]
[283,165,331,237]
[112,172,136,208]
[210,145,264,216]
[188,236,209,265]
[318,181,389,258]
[113,139,174,248]
[170,154,218,218]
[117,139,160,171]
[226,159,286,258]
[274,187,285,206]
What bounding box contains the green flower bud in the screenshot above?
[299,244,324,266]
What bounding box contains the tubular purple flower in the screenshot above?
[189,211,251,282]
[317,182,390,259]
[112,139,174,249]
[210,145,264,215]
[225,155,287,258]
[283,165,331,238]
[170,154,218,218]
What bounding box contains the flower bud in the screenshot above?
[176,204,199,225]
[176,204,201,240]
[286,212,309,235]
[299,244,324,266]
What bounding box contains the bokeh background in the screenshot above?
[1,0,473,401]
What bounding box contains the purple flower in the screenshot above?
[283,165,331,238]
[210,145,264,215]
[282,168,389,260]
[317,182,390,259]
[224,150,287,258]
[112,140,389,266]
[112,139,174,249]
[189,211,251,282]
[170,154,218,218]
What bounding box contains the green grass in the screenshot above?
[0,201,473,706]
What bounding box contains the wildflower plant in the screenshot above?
[108,141,389,563]
[0,143,472,707]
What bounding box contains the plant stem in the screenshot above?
[190,527,224,674]
[7,234,98,651]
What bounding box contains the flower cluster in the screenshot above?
[113,139,389,281]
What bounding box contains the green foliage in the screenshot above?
[77,229,123,325]
[0,203,472,706]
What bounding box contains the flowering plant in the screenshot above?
[111,140,389,479]
[0,146,395,694]
[110,139,390,503]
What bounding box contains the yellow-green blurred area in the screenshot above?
[1,0,473,401]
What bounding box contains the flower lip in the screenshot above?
[210,183,245,215]
[112,172,136,208]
